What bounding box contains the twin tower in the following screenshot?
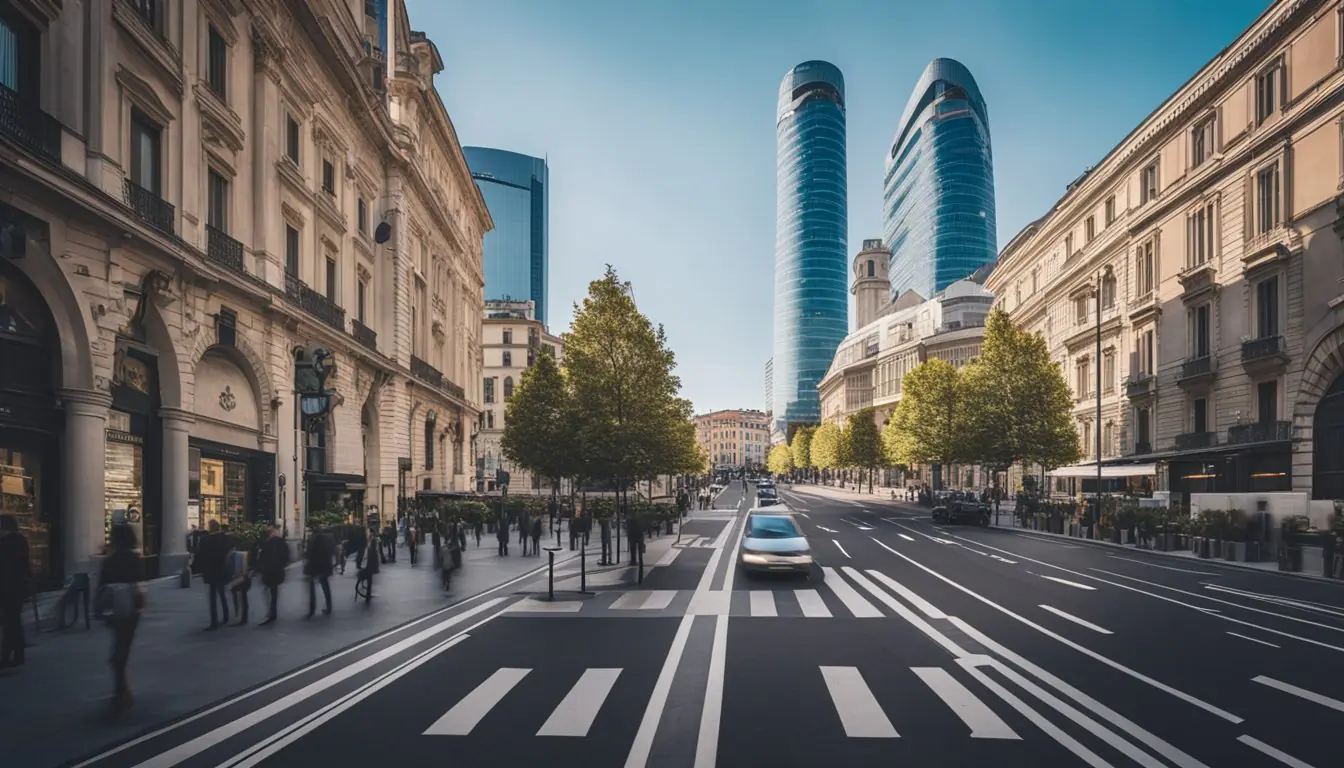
[769,58,997,440]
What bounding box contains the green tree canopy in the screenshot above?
[961,309,1081,471]
[883,358,966,470]
[811,421,844,470]
[790,426,814,470]
[847,407,884,491]
[501,347,571,496]
[767,443,794,476]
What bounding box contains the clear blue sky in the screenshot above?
[410,0,1270,414]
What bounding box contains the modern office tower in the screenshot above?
[463,147,549,326]
[771,60,848,441]
[884,58,996,301]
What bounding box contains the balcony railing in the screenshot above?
[351,319,377,352]
[122,179,175,235]
[1178,355,1214,381]
[0,82,62,164]
[1126,373,1155,399]
[1175,431,1218,451]
[206,225,245,275]
[1228,420,1291,445]
[284,271,346,332]
[1134,440,1152,455]
[410,355,466,401]
[1241,334,1285,364]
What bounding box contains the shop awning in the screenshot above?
[1048,463,1158,479]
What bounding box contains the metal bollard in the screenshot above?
[544,546,561,601]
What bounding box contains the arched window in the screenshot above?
[424,410,437,470]
[503,376,514,400]
[867,260,875,277]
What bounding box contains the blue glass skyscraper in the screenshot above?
[884,58,996,301]
[463,147,549,326]
[771,61,848,440]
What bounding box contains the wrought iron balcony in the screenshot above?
[351,319,377,352]
[1178,355,1215,384]
[206,225,245,275]
[1228,420,1291,445]
[445,379,465,401]
[1175,431,1218,452]
[284,271,346,332]
[411,355,445,388]
[1241,334,1288,373]
[0,82,62,164]
[122,179,175,235]
[1126,373,1155,399]
[1133,440,1152,455]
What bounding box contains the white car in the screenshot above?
[739,511,812,574]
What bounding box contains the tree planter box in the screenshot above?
[1222,541,1245,562]
[1303,546,1325,577]
[1196,538,1212,558]
[1211,539,1223,559]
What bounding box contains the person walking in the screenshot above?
[530,516,542,557]
[473,517,483,548]
[517,509,530,556]
[227,543,252,626]
[351,523,367,572]
[358,535,379,602]
[496,515,509,556]
[0,515,32,669]
[305,525,334,618]
[258,525,289,625]
[199,520,230,630]
[98,523,144,711]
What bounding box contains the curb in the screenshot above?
[991,524,1342,585]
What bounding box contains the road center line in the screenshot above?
[833,539,852,559]
[1226,632,1280,648]
[1040,574,1096,591]
[1107,556,1218,576]
[625,615,695,768]
[1039,605,1112,634]
[694,614,730,767]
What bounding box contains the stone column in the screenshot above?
[61,389,111,579]
[159,407,195,573]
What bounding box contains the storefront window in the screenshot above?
[105,409,146,552]
[198,457,247,530]
[0,447,48,581]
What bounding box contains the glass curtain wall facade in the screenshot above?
[771,61,848,439]
[463,147,549,326]
[884,58,996,301]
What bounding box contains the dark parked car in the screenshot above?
[931,491,990,526]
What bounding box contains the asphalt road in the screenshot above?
[67,481,1344,768]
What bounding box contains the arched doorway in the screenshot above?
[0,261,62,588]
[189,348,275,530]
[1313,373,1344,500]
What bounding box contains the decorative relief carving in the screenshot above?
[195,82,246,153]
[219,385,237,412]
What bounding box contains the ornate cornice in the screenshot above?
[111,0,184,96]
[116,65,175,125]
[194,82,246,153]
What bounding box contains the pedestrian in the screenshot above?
[227,543,252,625]
[473,518,483,548]
[431,523,442,561]
[305,525,334,618]
[530,516,542,556]
[599,514,612,564]
[518,510,530,556]
[627,513,642,566]
[352,523,367,571]
[258,524,289,625]
[496,516,509,556]
[358,535,379,602]
[97,523,144,711]
[0,514,32,669]
[199,520,230,630]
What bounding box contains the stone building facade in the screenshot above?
[694,409,771,471]
[986,0,1344,505]
[0,0,488,588]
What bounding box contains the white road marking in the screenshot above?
[132,598,507,768]
[796,512,811,518]
[795,589,832,617]
[625,615,694,767]
[508,598,584,613]
[865,568,946,619]
[611,591,652,610]
[842,518,874,531]
[655,548,680,567]
[833,539,852,559]
[1039,605,1112,635]
[841,567,970,658]
[817,525,839,533]
[1226,632,1280,648]
[931,537,955,545]
[1253,675,1344,713]
[819,666,899,738]
[1238,735,1318,768]
[641,590,677,610]
[425,668,531,735]
[898,533,916,542]
[991,555,1017,564]
[1040,574,1097,591]
[694,614,729,767]
[912,667,1019,740]
[820,567,883,618]
[1204,584,1344,619]
[749,590,778,617]
[1107,556,1217,575]
[537,668,622,737]
[679,536,703,549]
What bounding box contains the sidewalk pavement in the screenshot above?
[0,539,582,768]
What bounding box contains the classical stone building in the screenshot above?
[694,409,770,471]
[0,0,488,588]
[986,0,1344,505]
[475,298,563,495]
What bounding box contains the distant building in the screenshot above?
[476,299,563,494]
[464,148,550,326]
[694,409,771,470]
[764,358,773,414]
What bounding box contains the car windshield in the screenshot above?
[747,516,799,539]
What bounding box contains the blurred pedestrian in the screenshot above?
[0,514,31,669]
[98,523,144,711]
[258,524,289,624]
[199,520,230,630]
[305,525,334,618]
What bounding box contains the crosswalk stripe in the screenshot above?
[820,567,883,618]
[819,666,899,738]
[749,591,777,617]
[912,667,1019,740]
[610,592,648,610]
[865,570,945,619]
[655,548,680,566]
[794,589,832,617]
[536,668,622,737]
[425,668,531,736]
[641,590,677,610]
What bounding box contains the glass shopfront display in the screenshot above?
[198,456,247,530]
[104,409,146,551]
[189,439,276,529]
[107,344,162,574]
[0,446,50,583]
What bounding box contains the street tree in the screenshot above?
[790,425,815,482]
[847,407,884,493]
[767,443,794,477]
[961,309,1081,489]
[811,420,845,481]
[883,358,965,489]
[501,347,570,511]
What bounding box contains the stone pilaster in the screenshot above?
[60,388,111,577]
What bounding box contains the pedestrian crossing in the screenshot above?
[506,565,940,620]
[420,663,1021,742]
